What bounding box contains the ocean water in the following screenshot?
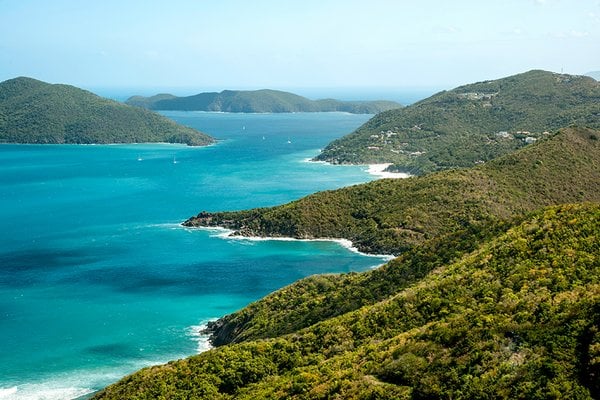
[0,112,390,399]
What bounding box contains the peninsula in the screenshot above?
[0,77,215,145]
[126,89,402,114]
[96,126,600,399]
[91,69,600,399]
[314,70,600,174]
[184,126,600,255]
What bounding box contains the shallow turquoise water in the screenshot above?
[0,112,388,399]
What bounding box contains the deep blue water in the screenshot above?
[0,112,388,399]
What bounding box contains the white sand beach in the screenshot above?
[367,164,411,179]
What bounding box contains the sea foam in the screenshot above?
[366,164,410,179]
[196,226,395,263]
[0,387,17,398]
[302,156,410,180]
[0,383,93,400]
[186,320,217,353]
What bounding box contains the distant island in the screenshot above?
[125,89,402,114]
[314,70,600,174]
[0,77,215,146]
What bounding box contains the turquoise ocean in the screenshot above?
[0,111,392,399]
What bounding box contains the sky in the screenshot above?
[0,0,599,95]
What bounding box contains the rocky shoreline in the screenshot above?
[199,318,242,347]
[183,211,268,238]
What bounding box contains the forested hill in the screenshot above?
[126,89,402,114]
[95,124,600,399]
[96,202,600,399]
[314,70,600,174]
[185,126,600,255]
[0,77,215,145]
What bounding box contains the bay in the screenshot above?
[0,112,389,399]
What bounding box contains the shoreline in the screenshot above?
[186,225,396,263]
[302,157,411,179]
[187,319,218,353]
[2,319,218,400]
[366,163,411,179]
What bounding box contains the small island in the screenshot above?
[126,89,402,114]
[0,77,215,146]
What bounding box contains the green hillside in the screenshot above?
[314,70,600,174]
[95,202,600,399]
[0,77,215,145]
[126,89,402,114]
[185,127,600,255]
[125,93,177,109]
[94,126,600,399]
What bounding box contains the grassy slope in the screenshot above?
[126,89,402,114]
[314,70,600,174]
[95,203,600,399]
[0,77,214,145]
[185,127,600,256]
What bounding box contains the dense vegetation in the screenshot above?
[185,127,600,255]
[314,70,600,174]
[126,89,402,114]
[95,203,600,399]
[205,217,516,347]
[93,72,600,398]
[0,77,215,145]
